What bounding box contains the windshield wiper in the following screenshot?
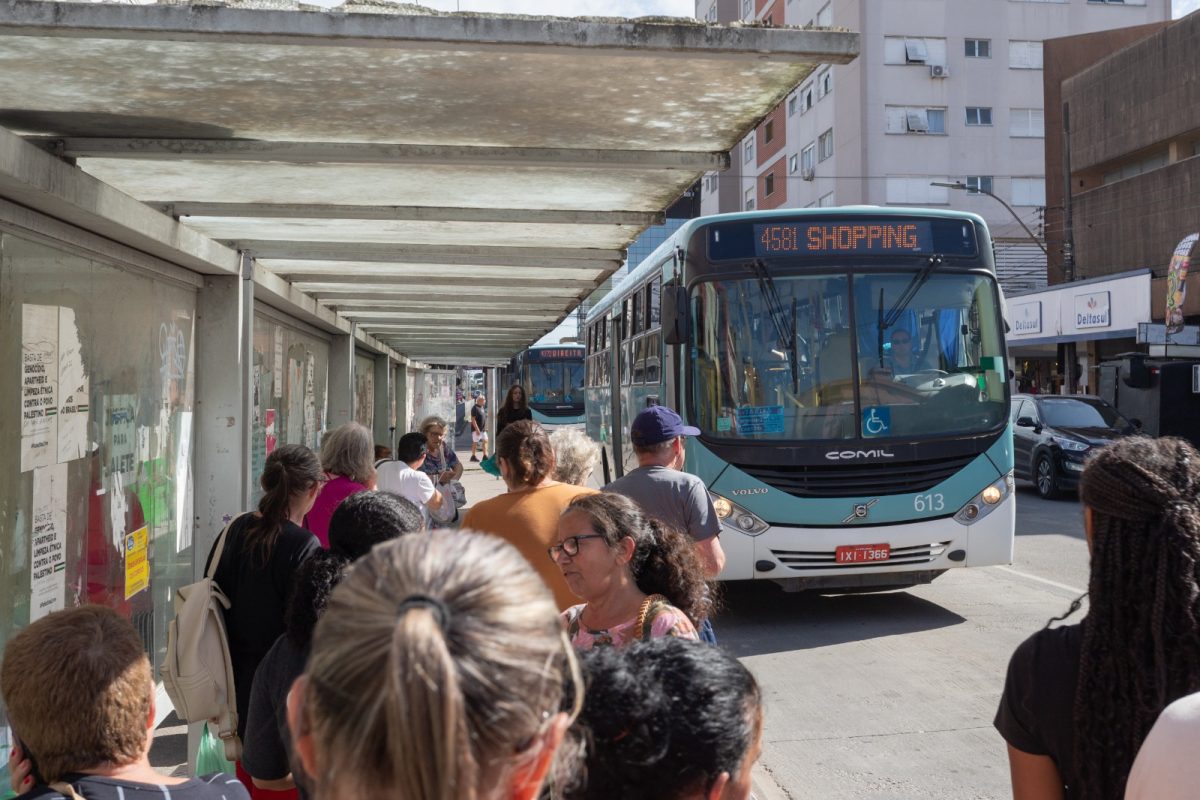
[744,259,800,394]
[883,255,943,330]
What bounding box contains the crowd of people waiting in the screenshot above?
[5,391,1200,800]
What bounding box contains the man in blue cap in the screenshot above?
[604,405,726,642]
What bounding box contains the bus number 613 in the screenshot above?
[914,493,944,512]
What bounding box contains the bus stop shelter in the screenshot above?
[0,0,857,364]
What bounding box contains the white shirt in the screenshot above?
[375,462,437,525]
[1125,691,1200,799]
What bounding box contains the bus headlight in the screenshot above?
[954,472,1013,525]
[708,492,770,536]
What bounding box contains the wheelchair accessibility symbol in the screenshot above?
[862,406,891,437]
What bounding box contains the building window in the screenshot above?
[886,106,947,135]
[965,176,994,194]
[884,36,947,66]
[744,186,756,211]
[816,2,832,25]
[764,119,775,144]
[741,0,752,19]
[705,3,717,21]
[803,85,814,112]
[801,143,816,173]
[704,173,718,193]
[765,172,776,197]
[1009,108,1045,137]
[787,95,797,116]
[1009,40,1044,70]
[818,129,834,161]
[965,38,990,58]
[965,107,993,126]
[788,153,798,173]
[818,192,835,207]
[1012,178,1046,206]
[818,69,833,99]
[743,139,754,164]
[886,176,952,205]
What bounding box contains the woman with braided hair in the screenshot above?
[995,436,1200,800]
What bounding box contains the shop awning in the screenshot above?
[0,0,858,364]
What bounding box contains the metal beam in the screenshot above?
[244,242,622,268]
[292,275,599,289]
[344,311,558,321]
[309,288,576,301]
[364,320,548,331]
[325,298,574,311]
[154,202,663,226]
[44,138,729,171]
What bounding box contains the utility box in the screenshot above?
[1099,355,1200,447]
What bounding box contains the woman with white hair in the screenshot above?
[418,415,464,528]
[305,422,376,546]
[551,427,600,487]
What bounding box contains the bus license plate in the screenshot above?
[836,544,890,564]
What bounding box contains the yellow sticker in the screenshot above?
[124,525,149,600]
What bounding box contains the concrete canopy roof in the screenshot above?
[0,0,858,365]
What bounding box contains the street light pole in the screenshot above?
[930,181,1048,256]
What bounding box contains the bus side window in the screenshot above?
[645,331,661,384]
[632,336,646,384]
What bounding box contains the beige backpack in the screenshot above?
[161,514,244,761]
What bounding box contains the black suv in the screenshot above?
[1011,394,1140,499]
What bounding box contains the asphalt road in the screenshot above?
[733,485,1089,800]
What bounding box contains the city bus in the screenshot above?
[583,208,1015,590]
[507,344,586,428]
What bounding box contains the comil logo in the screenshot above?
[825,449,896,461]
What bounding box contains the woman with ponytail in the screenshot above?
[206,444,325,798]
[553,492,708,649]
[995,436,1200,800]
[287,531,582,800]
[462,420,596,610]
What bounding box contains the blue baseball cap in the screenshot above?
[630,405,700,447]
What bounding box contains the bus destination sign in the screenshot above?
[756,221,932,256]
[706,217,978,261]
[527,348,582,361]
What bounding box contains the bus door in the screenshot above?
[610,308,627,478]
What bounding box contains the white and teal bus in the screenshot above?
[584,208,1015,590]
[507,344,586,428]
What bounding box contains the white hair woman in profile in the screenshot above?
[551,427,601,487]
[287,530,583,800]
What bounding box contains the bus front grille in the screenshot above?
[733,454,976,498]
[770,541,953,570]
[534,406,583,418]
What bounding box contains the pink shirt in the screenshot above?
[303,475,367,547]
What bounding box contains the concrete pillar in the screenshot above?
[193,254,253,575]
[374,355,393,449]
[395,365,411,434]
[327,333,354,428]
[189,252,253,776]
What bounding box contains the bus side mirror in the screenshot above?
[663,285,689,345]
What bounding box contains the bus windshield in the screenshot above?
[690,270,1007,441]
[527,360,585,406]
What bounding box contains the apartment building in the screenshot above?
[696,0,1171,293]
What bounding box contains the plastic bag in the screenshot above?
[195,722,235,776]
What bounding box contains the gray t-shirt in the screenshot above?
[604,465,721,543]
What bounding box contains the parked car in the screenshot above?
[1011,394,1141,499]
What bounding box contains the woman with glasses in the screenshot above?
[462,420,595,609]
[205,444,324,798]
[287,531,582,800]
[553,493,709,650]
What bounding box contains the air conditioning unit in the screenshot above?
[930,64,949,78]
[802,168,816,181]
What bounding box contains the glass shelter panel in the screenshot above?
[251,312,330,505]
[0,232,197,715]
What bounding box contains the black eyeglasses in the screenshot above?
[547,534,605,560]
